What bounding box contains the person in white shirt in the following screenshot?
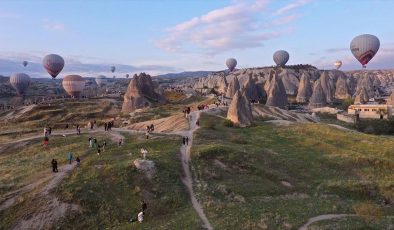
[138,211,144,223]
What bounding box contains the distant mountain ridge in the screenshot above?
[155,71,214,79]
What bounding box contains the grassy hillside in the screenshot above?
[191,113,394,229]
[55,133,202,229]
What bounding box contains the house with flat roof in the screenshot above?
[348,104,392,119]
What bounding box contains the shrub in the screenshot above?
[195,145,229,159]
[223,119,234,127]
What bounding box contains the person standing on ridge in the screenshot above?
[67,152,73,164]
[186,136,189,145]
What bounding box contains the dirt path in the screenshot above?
[298,214,357,230]
[178,110,213,230]
[11,162,81,230]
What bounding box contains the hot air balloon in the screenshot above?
[273,50,289,66]
[110,66,116,73]
[43,54,64,79]
[95,75,107,87]
[10,73,30,96]
[226,58,237,72]
[350,34,380,68]
[334,60,342,70]
[62,75,85,98]
[125,74,129,79]
[22,61,28,67]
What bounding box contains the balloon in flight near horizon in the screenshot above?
[350,34,380,68]
[273,50,289,66]
[22,61,28,67]
[95,75,107,87]
[334,60,342,69]
[10,73,30,96]
[43,54,65,79]
[226,58,237,72]
[62,75,85,97]
[126,74,129,79]
[110,66,116,73]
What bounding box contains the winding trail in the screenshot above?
[298,214,357,230]
[178,110,213,230]
[1,116,214,229]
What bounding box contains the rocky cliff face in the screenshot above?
[122,72,166,113]
[192,66,394,109]
[308,79,327,109]
[296,73,313,103]
[227,89,253,126]
[354,87,369,105]
[265,72,288,108]
[225,76,240,99]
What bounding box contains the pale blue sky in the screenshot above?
[0,0,393,77]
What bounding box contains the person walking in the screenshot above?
[89,137,92,148]
[51,159,57,172]
[182,137,186,145]
[97,146,101,156]
[186,136,189,145]
[118,139,122,147]
[54,159,58,172]
[143,148,147,160]
[76,156,81,167]
[104,122,107,131]
[141,200,147,212]
[137,211,144,223]
[93,138,97,148]
[67,152,73,164]
[102,141,107,152]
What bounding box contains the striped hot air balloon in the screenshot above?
[350,34,380,68]
[10,73,31,96]
[62,75,85,97]
[273,50,289,66]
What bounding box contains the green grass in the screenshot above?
[54,133,202,229]
[190,113,394,229]
[0,134,94,197]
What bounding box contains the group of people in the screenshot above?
[140,148,148,160]
[146,124,155,133]
[197,104,209,110]
[87,120,97,130]
[182,136,189,145]
[44,127,52,137]
[104,121,114,131]
[89,137,107,155]
[182,107,191,118]
[51,154,80,173]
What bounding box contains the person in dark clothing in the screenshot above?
[196,119,200,126]
[51,159,57,172]
[65,124,69,129]
[76,156,81,167]
[97,146,101,155]
[186,136,189,145]
[182,137,186,145]
[48,127,52,135]
[150,124,154,132]
[93,138,98,148]
[102,141,107,152]
[104,122,108,131]
[141,200,147,212]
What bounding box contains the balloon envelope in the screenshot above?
[273,50,289,66]
[95,75,107,87]
[22,61,28,67]
[126,74,129,78]
[350,34,380,68]
[10,73,30,96]
[334,60,342,69]
[226,58,237,71]
[62,75,85,97]
[43,54,64,79]
[110,66,116,73]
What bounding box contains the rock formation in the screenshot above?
[279,69,299,95]
[122,72,166,113]
[225,76,240,98]
[265,72,287,108]
[227,90,253,126]
[243,75,260,101]
[354,87,369,104]
[320,71,335,103]
[217,74,228,94]
[335,75,351,100]
[308,79,327,109]
[386,91,394,106]
[296,73,313,103]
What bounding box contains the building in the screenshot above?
[348,104,392,119]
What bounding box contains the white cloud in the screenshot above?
[42,19,66,32]
[274,0,312,15]
[156,0,306,54]
[0,11,20,19]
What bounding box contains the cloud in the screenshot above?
[43,19,66,32]
[274,0,312,15]
[0,11,20,19]
[324,48,348,53]
[156,0,304,54]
